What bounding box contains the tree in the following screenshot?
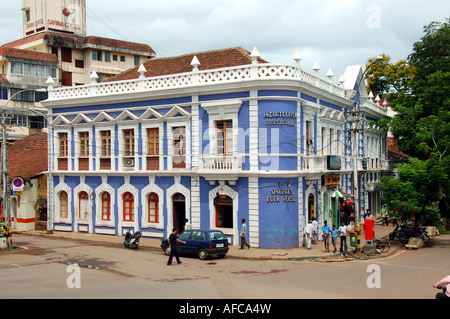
[370,19,450,227]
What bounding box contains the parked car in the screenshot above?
[161,229,229,260]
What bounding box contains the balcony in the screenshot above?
[199,155,242,172]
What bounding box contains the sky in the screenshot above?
[0,0,449,79]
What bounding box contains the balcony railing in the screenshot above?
[46,62,347,101]
[199,155,242,171]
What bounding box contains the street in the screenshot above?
[1,233,449,300]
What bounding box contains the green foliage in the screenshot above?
[375,19,450,224]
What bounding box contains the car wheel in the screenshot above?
[198,249,208,260]
[164,246,171,256]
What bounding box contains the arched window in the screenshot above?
[123,192,134,221]
[60,191,68,218]
[148,192,159,223]
[214,195,233,228]
[101,192,111,221]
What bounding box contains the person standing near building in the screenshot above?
[312,217,318,244]
[167,227,186,266]
[321,220,331,252]
[305,220,314,250]
[185,218,192,230]
[381,205,389,226]
[330,225,339,253]
[240,219,250,249]
[339,221,348,256]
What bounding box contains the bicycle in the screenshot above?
[374,238,391,253]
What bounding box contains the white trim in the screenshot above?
[166,120,191,170]
[54,180,72,225]
[117,182,139,232]
[141,180,164,229]
[208,183,239,245]
[166,182,191,238]
[95,182,116,228]
[74,182,93,233]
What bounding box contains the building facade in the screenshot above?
[41,47,390,248]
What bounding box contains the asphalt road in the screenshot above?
[1,233,449,301]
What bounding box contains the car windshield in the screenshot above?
[209,231,227,240]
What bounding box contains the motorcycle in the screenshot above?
[389,224,430,244]
[389,224,413,241]
[123,229,142,249]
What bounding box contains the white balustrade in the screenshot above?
[199,156,242,171]
[47,63,347,101]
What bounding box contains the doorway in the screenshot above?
[172,193,186,232]
[308,193,315,221]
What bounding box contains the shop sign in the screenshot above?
[266,187,296,203]
[327,155,341,170]
[324,175,340,186]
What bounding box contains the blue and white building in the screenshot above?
[41,47,390,248]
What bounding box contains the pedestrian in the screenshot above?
[433,275,450,299]
[185,218,192,230]
[312,217,318,244]
[365,209,373,220]
[338,221,348,256]
[330,225,338,253]
[321,220,331,252]
[381,205,388,226]
[167,227,186,266]
[305,220,314,250]
[240,219,250,249]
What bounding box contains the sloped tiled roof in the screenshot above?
[0,47,58,63]
[1,32,155,55]
[109,47,268,82]
[7,132,48,182]
[388,137,411,160]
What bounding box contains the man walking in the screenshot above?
[240,219,250,249]
[339,222,348,256]
[167,227,186,266]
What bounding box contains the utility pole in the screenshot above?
[347,55,383,251]
[1,112,11,231]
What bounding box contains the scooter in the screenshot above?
[123,229,142,249]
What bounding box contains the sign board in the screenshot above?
[11,177,24,193]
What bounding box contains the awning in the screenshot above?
[332,190,343,198]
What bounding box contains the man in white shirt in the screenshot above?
[338,222,348,255]
[312,218,318,244]
[305,220,314,249]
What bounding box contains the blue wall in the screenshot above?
[258,178,298,248]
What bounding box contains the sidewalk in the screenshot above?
[15,224,399,262]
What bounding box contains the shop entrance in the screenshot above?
[308,193,315,221]
[172,193,186,232]
[214,195,233,228]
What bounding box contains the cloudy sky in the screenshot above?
[0,0,448,79]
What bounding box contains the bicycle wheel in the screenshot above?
[377,241,391,253]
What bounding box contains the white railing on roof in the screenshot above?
[47,63,347,101]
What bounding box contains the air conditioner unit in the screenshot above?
[123,157,135,167]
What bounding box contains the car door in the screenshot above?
[189,230,206,254]
[177,230,191,254]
